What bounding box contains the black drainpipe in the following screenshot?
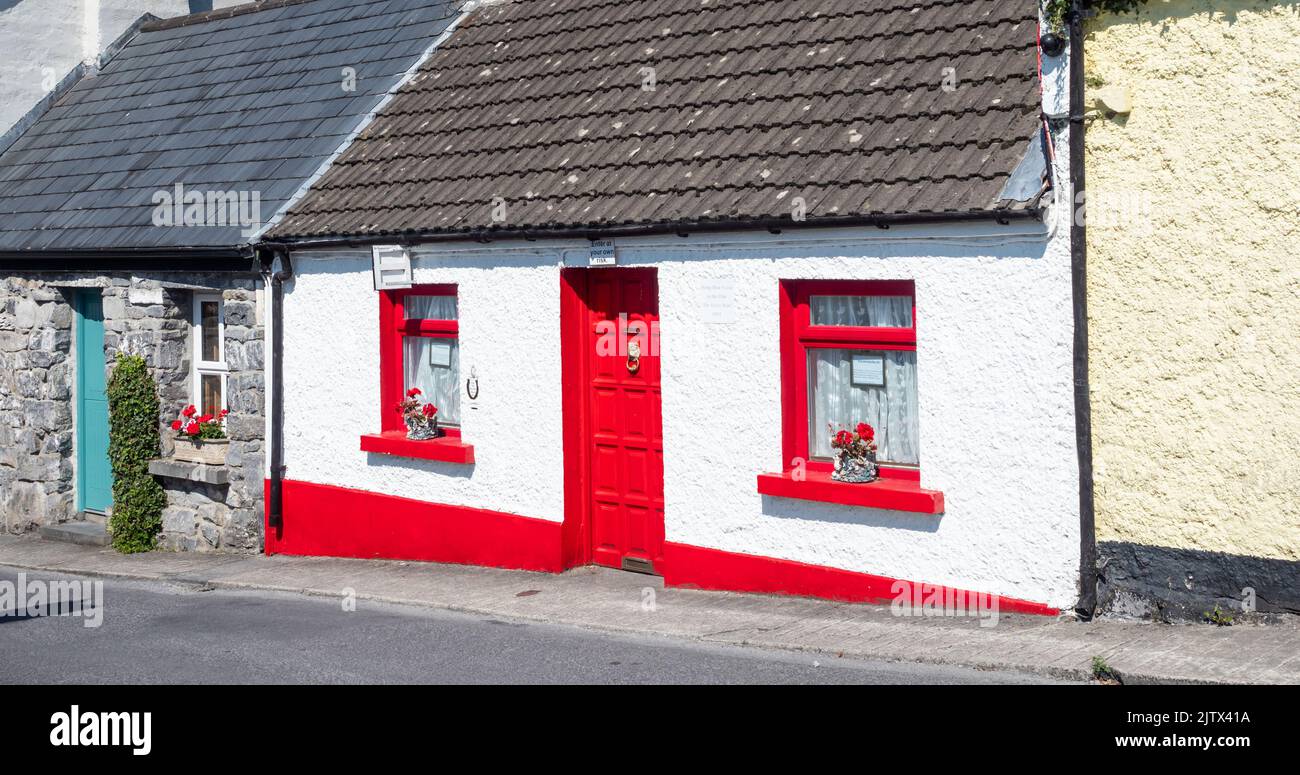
[267,248,293,529]
[1069,0,1097,619]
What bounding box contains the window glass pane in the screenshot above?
[808,348,918,465]
[405,295,457,321]
[200,300,221,362]
[200,373,223,417]
[403,337,460,425]
[810,295,911,327]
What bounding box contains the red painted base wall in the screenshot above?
[661,542,1059,616]
[265,479,564,572]
[265,480,1058,615]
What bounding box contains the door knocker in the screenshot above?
[625,338,641,375]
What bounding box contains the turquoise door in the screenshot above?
[75,291,112,513]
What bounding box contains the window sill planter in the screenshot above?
[757,470,944,515]
[172,437,229,466]
[360,431,475,464]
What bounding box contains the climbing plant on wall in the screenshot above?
[1046,1,1150,34]
[106,353,165,553]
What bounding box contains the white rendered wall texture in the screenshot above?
[284,198,1080,607]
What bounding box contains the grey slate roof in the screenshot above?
[269,0,1049,242]
[0,0,460,253]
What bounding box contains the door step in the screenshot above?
[39,521,109,547]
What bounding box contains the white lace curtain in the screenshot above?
[404,338,460,425]
[806,295,917,466]
[810,295,910,327]
[402,294,460,425]
[405,295,457,320]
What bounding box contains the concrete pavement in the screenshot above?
[1,534,1296,684]
[0,569,1063,684]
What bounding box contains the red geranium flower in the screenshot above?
[422,404,437,418]
[856,422,875,440]
[182,404,197,418]
[219,409,229,417]
[198,414,213,424]
[406,388,422,397]
[171,420,182,431]
[184,421,200,436]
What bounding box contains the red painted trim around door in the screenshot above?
[263,478,562,571]
[661,542,1059,616]
[559,268,591,569]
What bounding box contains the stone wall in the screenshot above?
[0,272,264,553]
[156,283,265,552]
[0,278,76,533]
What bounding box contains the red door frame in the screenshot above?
[560,268,592,569]
[559,267,664,571]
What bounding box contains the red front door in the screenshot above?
[580,268,665,573]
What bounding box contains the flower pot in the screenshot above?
[172,437,229,465]
[405,415,440,440]
[832,451,878,483]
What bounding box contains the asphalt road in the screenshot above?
[0,568,1063,684]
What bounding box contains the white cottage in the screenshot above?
[261,0,1081,614]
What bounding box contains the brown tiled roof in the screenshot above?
[268,0,1046,241]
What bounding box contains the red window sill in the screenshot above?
[360,432,475,464]
[757,470,944,514]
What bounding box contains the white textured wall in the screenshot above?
[284,203,1080,606]
[282,249,568,521]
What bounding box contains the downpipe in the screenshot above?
[264,248,293,530]
[1069,1,1097,619]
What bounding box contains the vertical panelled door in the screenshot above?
[582,269,665,573]
[75,291,112,513]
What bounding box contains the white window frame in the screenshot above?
[192,293,228,414]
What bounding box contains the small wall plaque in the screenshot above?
[589,239,617,266]
[428,340,452,367]
[851,353,885,387]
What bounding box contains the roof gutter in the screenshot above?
[261,207,1045,250]
[0,246,257,272]
[1069,0,1097,620]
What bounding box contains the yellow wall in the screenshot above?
[1084,0,1300,559]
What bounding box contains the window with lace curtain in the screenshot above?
[779,280,919,477]
[379,285,460,435]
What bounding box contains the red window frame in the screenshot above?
[778,279,917,481]
[379,284,460,438]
